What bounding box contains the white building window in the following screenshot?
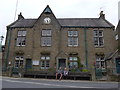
[93,30,104,47]
[95,55,105,69]
[32,60,39,66]
[40,55,50,69]
[41,37,51,46]
[41,29,51,46]
[16,30,26,46]
[69,56,78,69]
[68,31,78,36]
[115,34,118,40]
[42,30,51,36]
[15,56,24,68]
[68,31,78,46]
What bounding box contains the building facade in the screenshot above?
[4,5,116,80]
[104,20,120,81]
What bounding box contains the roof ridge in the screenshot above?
[7,19,20,28]
[23,18,37,20]
[57,18,98,19]
[103,19,114,28]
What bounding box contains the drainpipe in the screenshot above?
[84,28,88,69]
[55,27,62,69]
[4,27,12,71]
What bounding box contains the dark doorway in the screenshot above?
[58,58,66,68]
[116,58,120,74]
[25,59,32,71]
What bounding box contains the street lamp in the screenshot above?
[0,36,4,43]
[0,36,4,52]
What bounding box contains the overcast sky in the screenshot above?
[0,0,120,44]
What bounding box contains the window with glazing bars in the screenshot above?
[15,56,24,67]
[69,56,78,69]
[93,30,104,47]
[40,55,50,69]
[41,29,51,46]
[68,31,78,46]
[16,30,26,46]
[95,55,105,69]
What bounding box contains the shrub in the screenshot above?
[82,69,89,72]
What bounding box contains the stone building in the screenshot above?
[3,5,116,80]
[104,20,120,81]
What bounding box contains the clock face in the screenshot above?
[44,17,51,24]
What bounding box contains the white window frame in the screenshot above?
[68,30,78,46]
[69,56,78,69]
[93,30,104,47]
[16,30,26,46]
[41,37,51,46]
[42,29,51,36]
[15,56,24,68]
[40,55,50,69]
[95,55,106,70]
[69,57,78,61]
[115,34,118,40]
[41,61,50,69]
[32,60,39,65]
[41,29,52,46]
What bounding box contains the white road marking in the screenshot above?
[3,79,95,88]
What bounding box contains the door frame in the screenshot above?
[25,58,32,71]
[115,57,120,74]
[56,57,68,69]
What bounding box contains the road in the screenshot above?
[1,77,120,90]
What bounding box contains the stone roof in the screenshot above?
[8,19,36,28]
[58,18,114,28]
[7,17,114,28]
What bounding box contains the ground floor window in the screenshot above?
[40,55,50,69]
[69,56,78,69]
[15,56,24,68]
[41,61,50,69]
[95,54,105,69]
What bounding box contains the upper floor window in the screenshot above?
[68,31,78,36]
[93,30,104,47]
[68,31,78,46]
[18,30,26,36]
[115,34,118,40]
[16,30,26,46]
[41,29,52,46]
[42,30,51,36]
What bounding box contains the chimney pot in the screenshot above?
[99,11,105,19]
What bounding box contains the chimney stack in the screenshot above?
[99,11,105,19]
[18,12,24,20]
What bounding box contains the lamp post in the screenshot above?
[0,36,4,75]
[0,36,4,52]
